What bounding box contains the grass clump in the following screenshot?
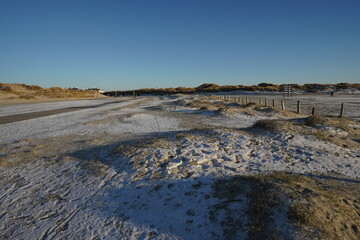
[288,202,312,225]
[300,116,359,149]
[244,172,360,239]
[242,102,256,108]
[19,94,36,99]
[211,176,284,239]
[252,119,282,132]
[304,116,325,125]
[0,85,13,92]
[271,173,360,240]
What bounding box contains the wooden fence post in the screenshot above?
[340,103,345,118]
[281,100,285,111]
[312,107,316,116]
[272,99,275,107]
[297,101,301,114]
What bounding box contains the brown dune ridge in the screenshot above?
[0,83,105,104]
[105,83,360,96]
[1,83,359,102]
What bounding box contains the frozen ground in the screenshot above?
[221,93,360,120]
[0,95,359,239]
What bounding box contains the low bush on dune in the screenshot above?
[304,116,325,125]
[252,119,282,131]
[19,94,36,99]
[0,84,14,92]
[242,102,256,108]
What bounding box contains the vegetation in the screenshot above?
[212,173,360,239]
[104,83,360,96]
[270,172,360,240]
[252,119,283,132]
[304,115,326,125]
[0,83,100,100]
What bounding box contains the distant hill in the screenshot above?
[104,83,360,96]
[0,83,105,104]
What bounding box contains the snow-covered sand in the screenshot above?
[0,95,359,239]
[222,93,360,120]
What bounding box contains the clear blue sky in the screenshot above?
[1,0,359,90]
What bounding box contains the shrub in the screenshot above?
[0,85,12,91]
[304,116,325,125]
[252,119,281,131]
[242,102,256,108]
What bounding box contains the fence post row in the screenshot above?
[209,96,347,119]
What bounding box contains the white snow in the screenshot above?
[0,95,359,239]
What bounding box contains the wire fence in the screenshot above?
[206,94,360,120]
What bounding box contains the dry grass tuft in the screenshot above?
[268,173,360,240]
[249,116,359,149]
[301,116,360,149]
[304,116,326,125]
[18,94,36,99]
[186,99,224,111]
[252,119,283,132]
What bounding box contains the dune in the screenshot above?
[0,83,107,105]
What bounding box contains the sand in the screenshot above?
[0,95,359,239]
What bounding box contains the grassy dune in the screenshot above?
[105,83,360,96]
[0,83,104,104]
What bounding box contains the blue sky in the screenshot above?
[0,0,359,90]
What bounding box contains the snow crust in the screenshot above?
[0,96,358,239]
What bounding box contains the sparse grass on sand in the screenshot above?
[212,173,360,240]
[269,172,360,240]
[303,116,360,149]
[250,115,360,149]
